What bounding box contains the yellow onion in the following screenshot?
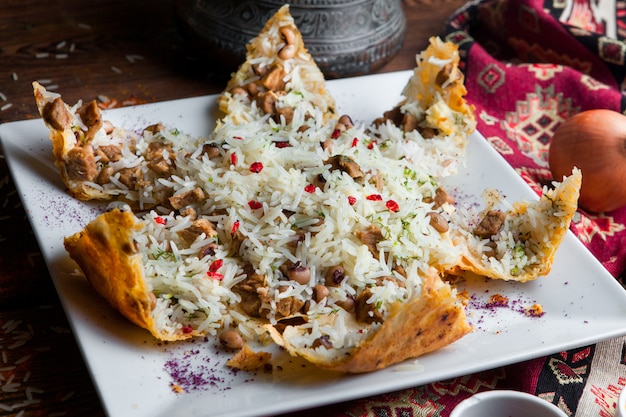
[549,109,626,213]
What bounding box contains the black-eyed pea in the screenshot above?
[312,285,330,303]
[324,265,345,287]
[427,211,449,233]
[288,263,311,285]
[219,329,244,349]
[311,335,333,349]
[338,114,354,129]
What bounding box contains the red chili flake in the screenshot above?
[331,129,341,139]
[207,271,224,280]
[304,184,316,193]
[347,196,357,205]
[230,153,237,165]
[248,200,262,210]
[209,259,223,272]
[233,136,244,140]
[182,325,193,334]
[386,200,399,212]
[351,138,359,147]
[275,141,290,148]
[249,162,264,173]
[231,220,240,235]
[155,216,167,225]
[367,141,377,150]
[366,194,382,201]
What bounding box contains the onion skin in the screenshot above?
[549,109,626,213]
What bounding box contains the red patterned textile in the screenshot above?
[283,1,626,416]
[446,0,626,279]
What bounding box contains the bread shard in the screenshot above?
[33,5,581,373]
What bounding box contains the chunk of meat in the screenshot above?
[234,269,266,293]
[145,142,176,175]
[354,288,383,324]
[64,145,97,181]
[42,97,72,131]
[237,291,263,318]
[77,100,102,142]
[325,155,364,179]
[402,113,419,132]
[275,105,294,124]
[116,166,143,189]
[372,106,403,127]
[261,64,286,92]
[179,207,197,220]
[94,165,113,185]
[178,219,218,244]
[233,270,266,318]
[228,229,246,256]
[95,145,122,163]
[256,90,279,116]
[143,123,165,135]
[432,186,454,208]
[420,127,437,139]
[474,210,506,239]
[275,296,305,317]
[168,187,205,210]
[356,224,385,258]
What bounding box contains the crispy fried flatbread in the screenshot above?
[33,82,111,201]
[64,208,201,341]
[452,169,582,282]
[217,4,336,126]
[267,269,471,373]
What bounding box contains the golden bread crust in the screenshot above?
[64,209,198,341]
[268,270,471,373]
[455,169,582,282]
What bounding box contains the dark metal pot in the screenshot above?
[175,0,406,78]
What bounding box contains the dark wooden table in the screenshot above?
[0,1,468,416]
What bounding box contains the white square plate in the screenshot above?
[2,71,626,417]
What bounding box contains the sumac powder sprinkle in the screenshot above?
[163,348,236,393]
